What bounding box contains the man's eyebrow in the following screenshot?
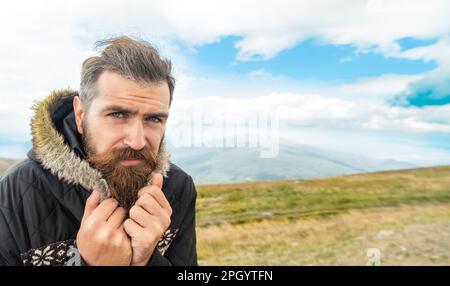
[101,105,136,114]
[101,105,168,118]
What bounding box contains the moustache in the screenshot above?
[87,146,158,168]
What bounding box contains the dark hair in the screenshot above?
[79,36,175,109]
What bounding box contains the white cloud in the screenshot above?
[1,0,450,162]
[1,0,448,92]
[156,0,450,61]
[337,74,424,97]
[3,0,450,61]
[389,37,450,105]
[360,105,450,133]
[168,91,450,133]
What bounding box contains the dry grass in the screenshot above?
[196,166,450,265]
[197,203,450,265]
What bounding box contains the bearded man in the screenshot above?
[0,37,197,266]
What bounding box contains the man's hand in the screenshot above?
[123,173,172,266]
[76,190,132,266]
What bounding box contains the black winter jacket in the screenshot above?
[0,89,197,266]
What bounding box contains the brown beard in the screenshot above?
[82,124,167,211]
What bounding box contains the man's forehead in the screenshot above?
[94,71,170,109]
[93,89,169,113]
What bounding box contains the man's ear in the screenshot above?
[73,96,85,135]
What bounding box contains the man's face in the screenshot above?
[74,70,171,210]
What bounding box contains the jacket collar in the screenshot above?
[29,88,170,200]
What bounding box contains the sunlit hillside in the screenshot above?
[196,166,450,265]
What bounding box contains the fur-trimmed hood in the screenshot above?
[29,88,170,200]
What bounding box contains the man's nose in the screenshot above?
[123,121,146,150]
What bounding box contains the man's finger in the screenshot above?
[107,207,128,229]
[123,218,143,238]
[138,186,171,211]
[90,198,119,222]
[129,205,155,229]
[135,194,166,218]
[82,189,100,224]
[152,173,163,189]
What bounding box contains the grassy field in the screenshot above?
[195,166,450,265]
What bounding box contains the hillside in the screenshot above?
[195,166,450,265]
[170,143,415,184]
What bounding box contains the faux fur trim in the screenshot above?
[30,88,170,200]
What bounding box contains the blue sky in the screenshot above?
[1,0,450,166]
[192,36,437,81]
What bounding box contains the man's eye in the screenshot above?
[146,116,161,123]
[108,112,125,119]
